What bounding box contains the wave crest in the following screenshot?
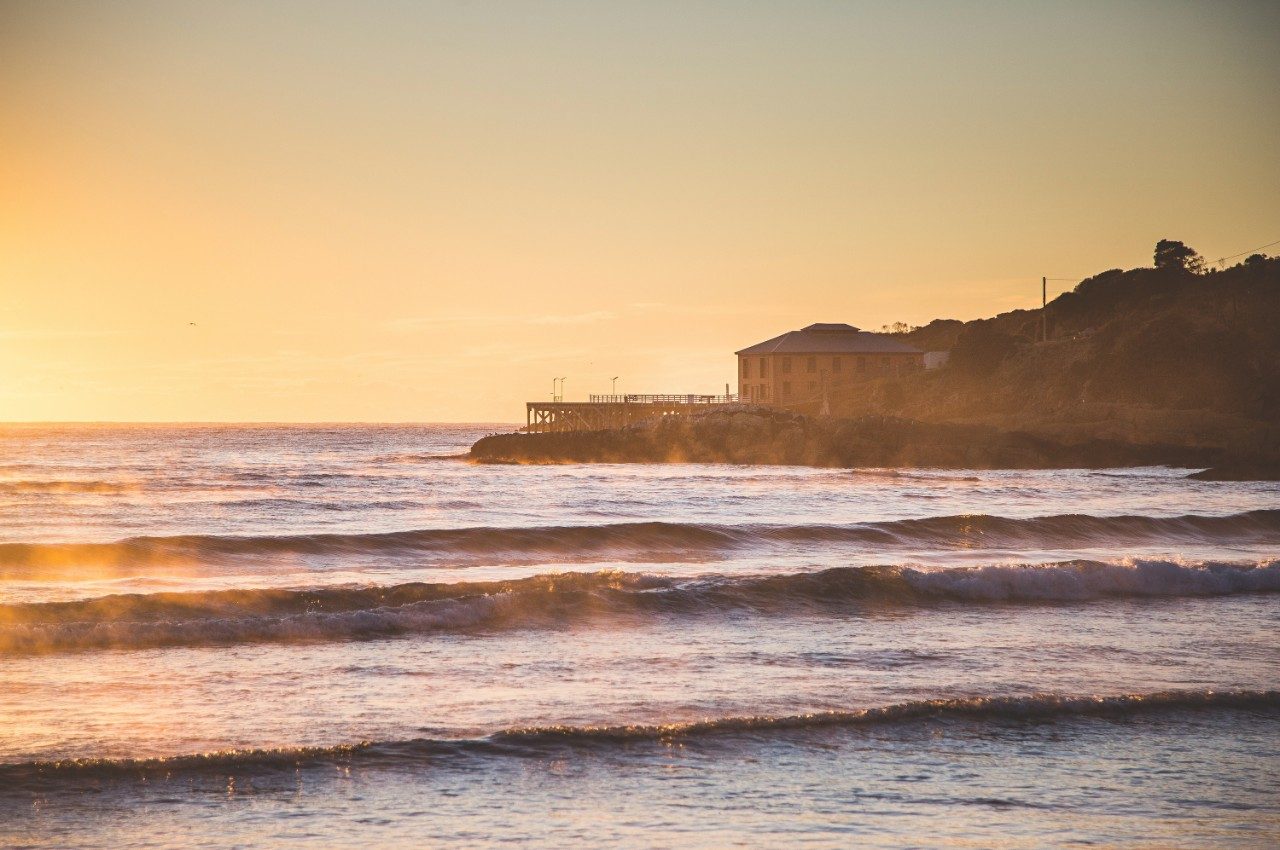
[5,689,1275,785]
[0,479,137,494]
[494,689,1280,744]
[2,559,1276,654]
[2,509,1277,576]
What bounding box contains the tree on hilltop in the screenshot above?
[1154,239,1204,274]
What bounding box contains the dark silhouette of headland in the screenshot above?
[473,242,1280,477]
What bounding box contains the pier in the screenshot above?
[525,393,739,433]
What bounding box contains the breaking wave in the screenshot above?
[0,479,137,494]
[4,689,1275,786]
[3,559,1276,654]
[848,469,983,482]
[370,452,470,463]
[2,509,1278,576]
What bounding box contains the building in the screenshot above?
[735,323,924,406]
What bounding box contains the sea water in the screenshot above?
[0,424,1277,848]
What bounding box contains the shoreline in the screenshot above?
[470,410,1278,479]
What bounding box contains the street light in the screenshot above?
[611,376,619,395]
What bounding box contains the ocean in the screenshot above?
[1,423,1277,848]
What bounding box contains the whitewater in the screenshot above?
[1,423,1277,848]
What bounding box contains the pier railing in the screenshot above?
[587,394,738,404]
[527,393,740,432]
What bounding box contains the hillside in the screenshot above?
[473,246,1280,472]
[824,250,1280,457]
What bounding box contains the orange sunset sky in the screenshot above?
[2,1,1278,422]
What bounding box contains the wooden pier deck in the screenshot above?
[525,394,739,433]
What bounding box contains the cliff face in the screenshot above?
[471,410,1225,469]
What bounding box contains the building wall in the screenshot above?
[738,352,923,406]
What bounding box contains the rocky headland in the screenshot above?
[472,248,1280,476]
[470,408,1251,471]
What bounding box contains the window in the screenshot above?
[782,357,792,374]
[760,357,768,376]
[760,384,768,401]
[806,356,816,373]
[857,356,866,373]
[808,381,817,393]
[741,358,749,378]
[832,357,842,373]
[782,381,791,397]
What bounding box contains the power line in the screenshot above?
[1049,235,1279,280]
[1211,237,1280,267]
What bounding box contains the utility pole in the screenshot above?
[1041,276,1047,342]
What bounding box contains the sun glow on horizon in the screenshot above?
[2,1,1278,422]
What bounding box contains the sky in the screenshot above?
[2,1,1278,422]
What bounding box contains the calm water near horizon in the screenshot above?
[1,423,1277,848]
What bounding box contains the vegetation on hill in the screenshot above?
[838,242,1280,457]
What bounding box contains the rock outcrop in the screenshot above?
[471,410,1230,469]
